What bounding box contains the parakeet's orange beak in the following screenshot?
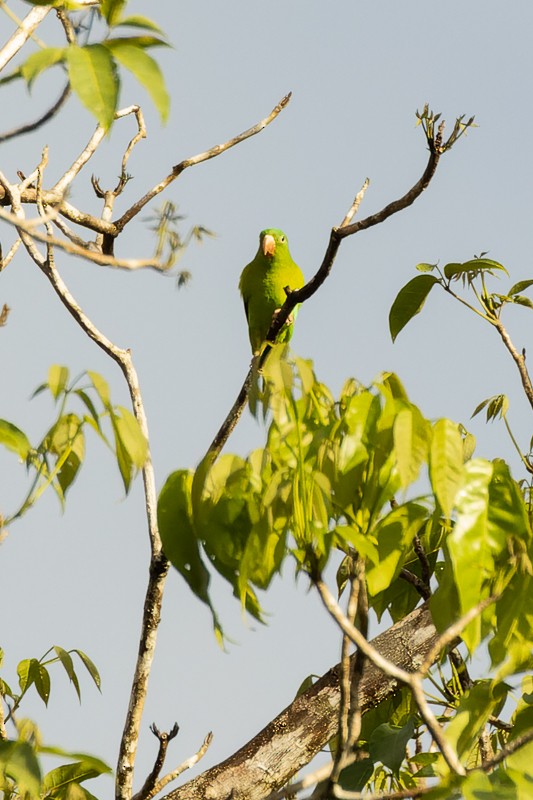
[262,234,276,257]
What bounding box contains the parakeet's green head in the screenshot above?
[259,228,289,259]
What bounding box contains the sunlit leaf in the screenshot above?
[430,419,463,517]
[0,420,31,459]
[66,44,119,129]
[389,274,439,341]
[21,47,65,88]
[105,41,169,123]
[0,741,41,798]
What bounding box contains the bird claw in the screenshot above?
[273,308,294,325]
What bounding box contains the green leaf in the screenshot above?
[0,741,41,798]
[511,295,533,310]
[73,650,101,692]
[113,406,148,469]
[21,47,65,88]
[0,420,31,459]
[158,470,222,639]
[430,419,463,518]
[42,761,100,794]
[115,15,166,34]
[66,44,119,129]
[100,0,127,26]
[87,371,111,407]
[389,274,439,341]
[393,404,430,487]
[368,717,416,774]
[366,503,429,596]
[444,258,509,280]
[416,262,437,272]
[445,681,506,761]
[48,365,70,400]
[104,42,169,123]
[17,658,34,692]
[74,390,101,429]
[509,279,533,296]
[444,459,495,651]
[338,758,374,791]
[54,646,81,701]
[471,397,490,419]
[34,662,51,705]
[0,66,23,87]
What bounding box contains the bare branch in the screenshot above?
[410,675,465,776]
[132,723,180,800]
[143,731,213,800]
[0,4,51,71]
[0,237,21,271]
[419,595,497,676]
[265,118,447,347]
[315,579,413,684]
[0,84,71,143]
[114,93,293,234]
[207,366,254,458]
[0,213,172,271]
[339,178,370,228]
[492,318,533,412]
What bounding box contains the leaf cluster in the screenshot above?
[0,365,147,527]
[0,645,109,799]
[2,0,170,128]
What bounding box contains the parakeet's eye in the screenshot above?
[280,236,286,242]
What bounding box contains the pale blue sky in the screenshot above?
[2,1,533,794]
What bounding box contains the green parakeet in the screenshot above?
[239,228,305,355]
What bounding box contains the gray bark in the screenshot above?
[164,604,438,800]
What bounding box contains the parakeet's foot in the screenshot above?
[272,308,295,326]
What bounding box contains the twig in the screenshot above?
[399,567,431,600]
[0,211,173,270]
[419,595,497,675]
[143,731,213,800]
[132,722,180,800]
[0,238,21,271]
[0,84,71,143]
[265,116,448,348]
[492,318,533,412]
[207,366,254,457]
[0,4,51,70]
[315,579,413,684]
[339,178,370,228]
[410,675,465,776]
[413,533,431,589]
[114,93,293,234]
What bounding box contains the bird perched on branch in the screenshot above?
[239,229,305,355]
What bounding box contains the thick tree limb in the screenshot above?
[163,604,438,800]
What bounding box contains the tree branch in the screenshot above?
[0,4,51,71]
[206,110,465,462]
[0,83,71,143]
[492,318,533,412]
[113,93,293,235]
[162,605,439,800]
